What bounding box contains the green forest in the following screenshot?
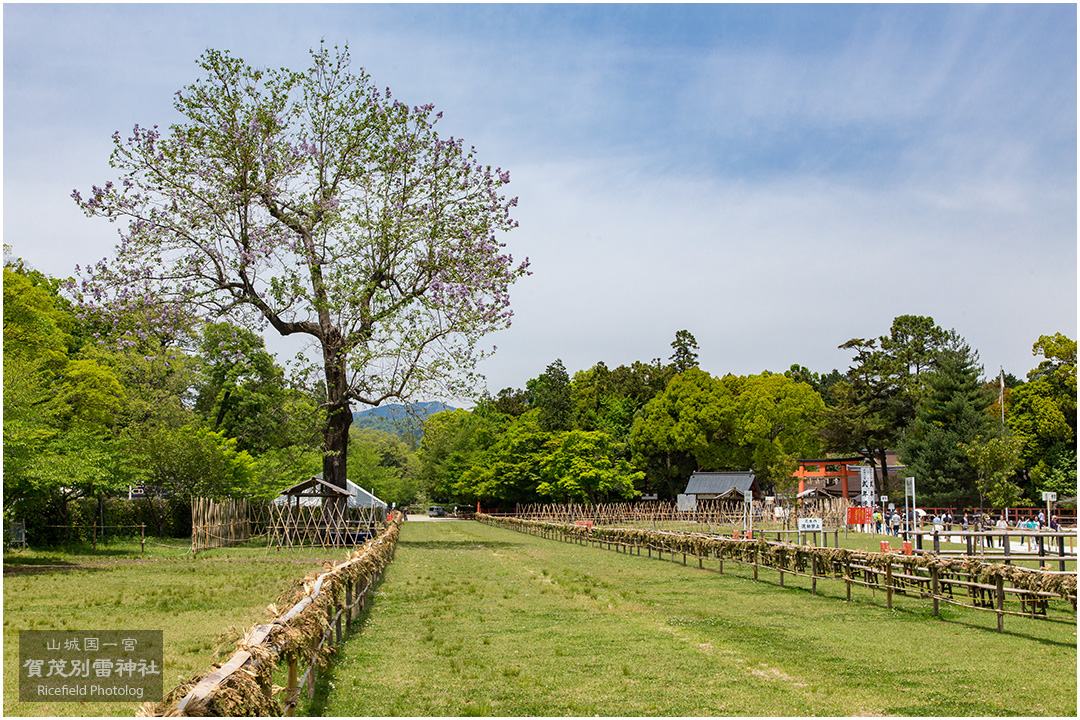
[4,253,1076,541]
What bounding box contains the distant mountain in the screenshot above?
[351,401,456,441]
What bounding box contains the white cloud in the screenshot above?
[5,4,1074,401]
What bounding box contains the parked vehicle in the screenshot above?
[428,506,447,518]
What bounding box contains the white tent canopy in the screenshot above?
[271,474,388,510]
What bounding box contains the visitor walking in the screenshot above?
[995,515,1009,547]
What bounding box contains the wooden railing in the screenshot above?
[140,515,402,717]
[478,514,1077,634]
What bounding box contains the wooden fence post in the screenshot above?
[845,558,851,602]
[285,658,299,717]
[931,565,939,617]
[995,575,1005,633]
[886,560,893,610]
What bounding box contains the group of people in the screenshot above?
[873,509,915,536]
[871,508,1062,540]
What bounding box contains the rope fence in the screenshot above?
[140,514,403,717]
[478,514,1077,635]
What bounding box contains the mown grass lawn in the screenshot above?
[309,520,1076,717]
[3,540,337,717]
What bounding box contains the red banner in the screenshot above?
[847,506,872,525]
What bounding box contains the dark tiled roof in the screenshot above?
[685,471,758,498]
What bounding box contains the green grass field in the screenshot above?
[3,539,337,717]
[308,520,1076,717]
[4,525,1076,717]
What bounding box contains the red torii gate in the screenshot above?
[793,457,862,499]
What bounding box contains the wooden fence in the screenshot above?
[478,514,1077,634]
[515,500,848,531]
[190,497,267,553]
[141,514,402,716]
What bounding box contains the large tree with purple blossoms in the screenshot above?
[73,44,527,497]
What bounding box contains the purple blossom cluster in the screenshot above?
[71,43,529,406]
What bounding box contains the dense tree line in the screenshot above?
[4,252,411,541]
[6,250,1075,539]
[419,319,1076,510]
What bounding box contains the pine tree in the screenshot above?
[899,335,994,506]
[670,330,699,374]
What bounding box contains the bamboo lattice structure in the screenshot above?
[267,502,385,550]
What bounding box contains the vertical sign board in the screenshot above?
[859,466,875,532]
[860,466,876,506]
[743,489,753,534]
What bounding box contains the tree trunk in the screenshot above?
[876,447,890,496]
[322,402,352,489]
[322,342,352,527]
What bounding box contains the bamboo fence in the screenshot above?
[515,500,849,532]
[479,514,1077,634]
[141,514,403,717]
[190,498,267,553]
[266,502,385,550]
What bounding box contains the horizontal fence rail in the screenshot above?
[478,514,1077,634]
[140,515,403,717]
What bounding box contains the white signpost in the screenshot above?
[798,517,822,545]
[905,476,916,534]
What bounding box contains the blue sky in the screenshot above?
[4,4,1076,398]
